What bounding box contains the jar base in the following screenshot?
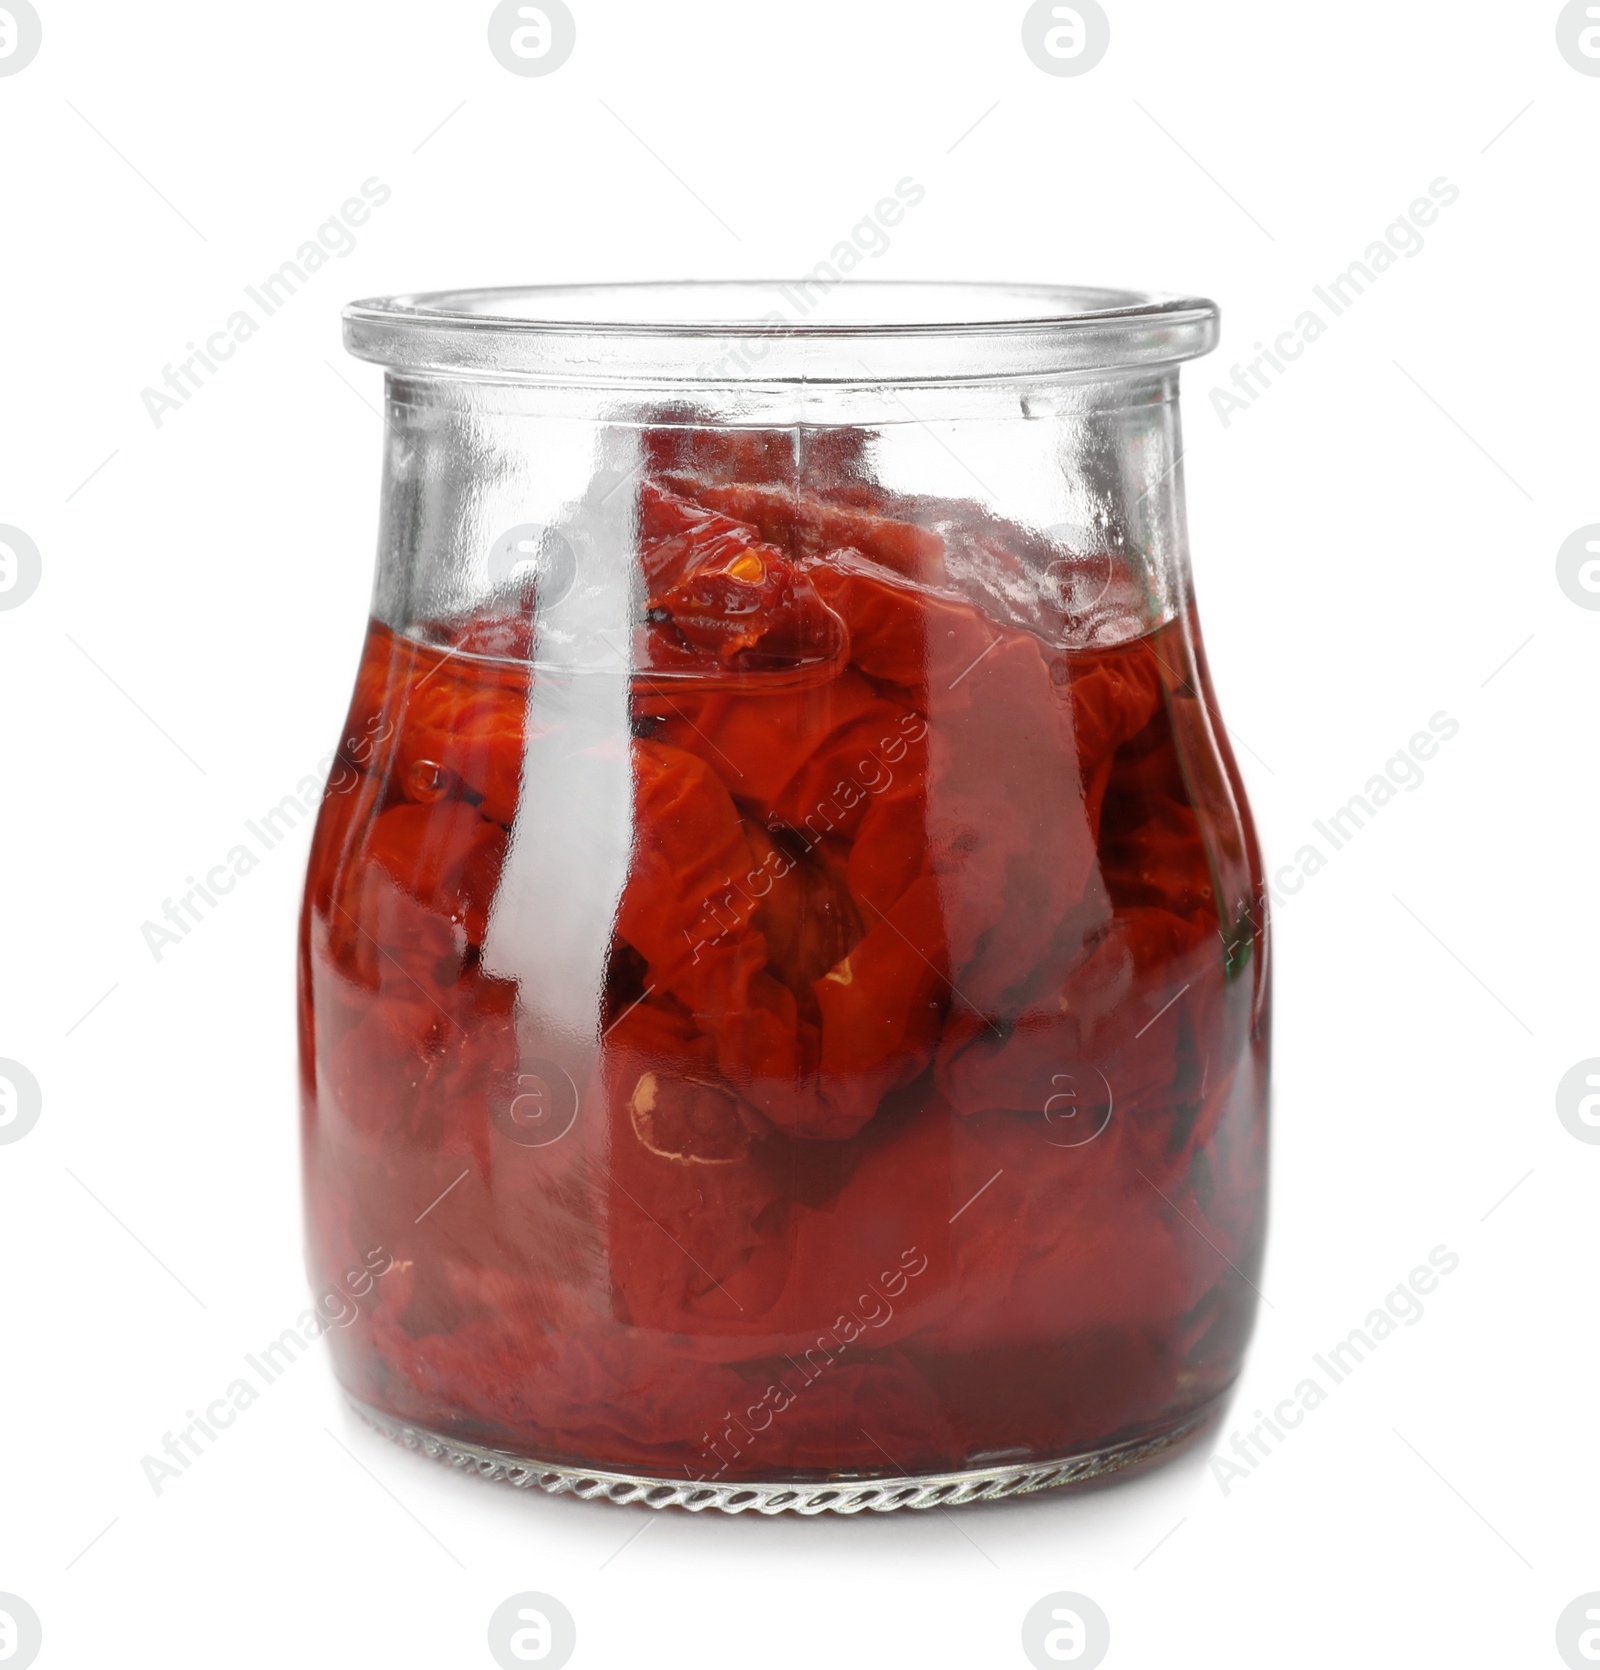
[343,1391,1226,1516]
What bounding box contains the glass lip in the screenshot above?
[343,281,1220,386]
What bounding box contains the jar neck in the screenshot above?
[369,369,1195,655]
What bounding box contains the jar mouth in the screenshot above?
[344,281,1218,386]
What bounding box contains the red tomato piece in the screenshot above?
[638,480,842,671]
[668,477,946,584]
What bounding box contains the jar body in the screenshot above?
[300,340,1269,1494]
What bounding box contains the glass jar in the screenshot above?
[300,282,1270,1514]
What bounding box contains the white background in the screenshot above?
[2,2,1595,1666]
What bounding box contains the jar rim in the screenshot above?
[343,281,1219,386]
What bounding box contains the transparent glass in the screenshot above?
[300,282,1269,1510]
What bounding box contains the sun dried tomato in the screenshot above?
[301,423,1267,1485]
